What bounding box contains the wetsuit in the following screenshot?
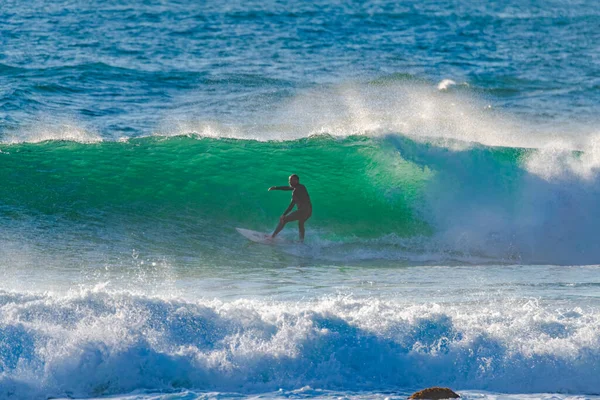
[273,184,312,223]
[270,183,312,241]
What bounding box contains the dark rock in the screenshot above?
[408,387,460,399]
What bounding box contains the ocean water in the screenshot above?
[1,0,600,399]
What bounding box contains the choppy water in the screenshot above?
[1,0,600,399]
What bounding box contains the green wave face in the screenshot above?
[0,136,432,238]
[4,134,600,265]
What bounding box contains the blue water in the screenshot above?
[2,0,600,399]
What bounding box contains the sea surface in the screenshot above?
[1,0,600,399]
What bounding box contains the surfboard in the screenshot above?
[236,228,288,244]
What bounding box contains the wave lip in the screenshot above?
[1,290,600,398]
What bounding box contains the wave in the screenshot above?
[1,77,600,264]
[1,132,600,264]
[0,289,599,399]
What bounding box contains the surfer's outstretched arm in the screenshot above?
[268,186,293,191]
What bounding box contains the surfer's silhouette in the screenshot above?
[268,174,312,242]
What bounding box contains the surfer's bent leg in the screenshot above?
[272,211,301,238]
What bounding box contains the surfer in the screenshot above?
[268,174,312,242]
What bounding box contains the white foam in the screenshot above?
[1,290,600,398]
[525,133,600,181]
[437,79,457,91]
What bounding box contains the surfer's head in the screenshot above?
[289,174,300,187]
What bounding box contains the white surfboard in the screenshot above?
[236,228,286,244]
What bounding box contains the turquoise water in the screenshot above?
[1,0,600,399]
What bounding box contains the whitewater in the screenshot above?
[2,0,600,399]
